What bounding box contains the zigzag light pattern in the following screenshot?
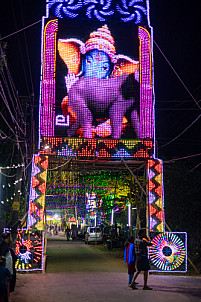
[27,155,48,231]
[147,159,164,232]
[40,137,154,159]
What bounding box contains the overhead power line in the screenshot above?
[0,20,41,41]
[165,153,201,163]
[154,40,201,111]
[158,113,201,149]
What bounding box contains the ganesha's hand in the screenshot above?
[134,69,139,82]
[65,73,79,93]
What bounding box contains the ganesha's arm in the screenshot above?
[61,96,77,124]
[65,73,82,93]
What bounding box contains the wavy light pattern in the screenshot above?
[49,0,82,18]
[116,0,147,23]
[84,0,114,21]
[48,0,147,23]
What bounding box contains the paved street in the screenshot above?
[11,236,201,302]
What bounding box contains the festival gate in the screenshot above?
[16,0,187,272]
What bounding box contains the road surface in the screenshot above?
[11,235,201,302]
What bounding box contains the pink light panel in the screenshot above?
[139,27,153,139]
[40,19,58,137]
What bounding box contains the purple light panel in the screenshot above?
[40,19,58,137]
[139,26,153,139]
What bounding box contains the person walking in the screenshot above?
[130,229,152,290]
[65,227,70,241]
[72,228,77,241]
[124,235,138,289]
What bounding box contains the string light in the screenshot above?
[0,164,24,170]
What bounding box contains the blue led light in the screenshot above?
[112,148,133,158]
[84,0,114,21]
[94,9,107,21]
[48,0,147,23]
[116,6,130,16]
[49,0,82,18]
[116,0,147,23]
[86,4,95,18]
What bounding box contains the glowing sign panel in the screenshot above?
[15,230,44,271]
[40,18,154,141]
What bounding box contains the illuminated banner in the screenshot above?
[149,232,187,273]
[39,1,154,142]
[15,230,44,271]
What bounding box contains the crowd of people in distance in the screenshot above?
[65,227,78,241]
[47,224,64,236]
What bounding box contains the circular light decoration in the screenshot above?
[15,230,43,271]
[149,233,186,271]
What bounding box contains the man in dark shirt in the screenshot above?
[0,256,11,302]
[131,229,152,290]
[0,232,17,293]
[0,232,10,256]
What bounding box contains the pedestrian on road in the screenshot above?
[130,229,152,290]
[8,239,17,293]
[72,228,77,241]
[65,227,70,241]
[124,235,138,289]
[0,255,12,302]
[0,232,14,297]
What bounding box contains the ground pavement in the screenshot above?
[10,235,201,302]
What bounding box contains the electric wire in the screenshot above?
[0,171,17,177]
[0,82,25,135]
[188,162,201,173]
[0,20,41,41]
[165,153,201,163]
[19,0,35,95]
[10,0,30,99]
[154,40,201,111]
[154,40,201,149]
[158,113,201,149]
[0,44,25,122]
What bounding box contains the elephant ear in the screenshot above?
[111,55,139,80]
[58,39,84,74]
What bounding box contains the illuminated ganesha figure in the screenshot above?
[58,25,140,138]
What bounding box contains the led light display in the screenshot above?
[15,230,44,271]
[27,155,48,230]
[147,159,164,232]
[47,0,148,24]
[39,12,154,144]
[40,137,154,159]
[149,232,187,272]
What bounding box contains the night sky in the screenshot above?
[0,0,201,164]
